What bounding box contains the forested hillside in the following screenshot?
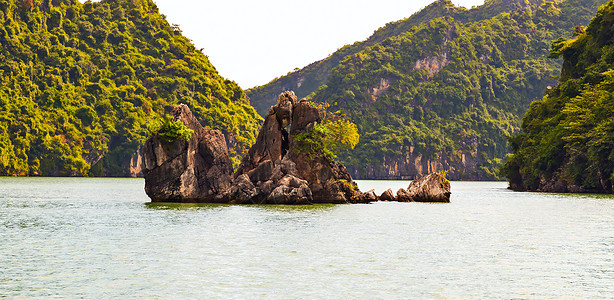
[502,0,614,193]
[249,0,604,180]
[246,0,468,116]
[0,0,261,176]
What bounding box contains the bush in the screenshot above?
[294,118,359,162]
[152,115,193,143]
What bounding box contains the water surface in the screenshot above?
[1,178,612,298]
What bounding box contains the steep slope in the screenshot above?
[251,0,604,180]
[0,0,261,176]
[246,0,579,117]
[246,0,469,117]
[502,0,614,193]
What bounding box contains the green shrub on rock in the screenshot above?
[152,115,193,143]
[294,118,359,162]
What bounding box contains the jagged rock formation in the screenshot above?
[389,173,451,202]
[142,92,452,204]
[380,189,395,202]
[142,104,234,202]
[285,98,361,203]
[230,92,363,204]
[396,188,413,202]
[406,173,451,202]
[352,189,378,203]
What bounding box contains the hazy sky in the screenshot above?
[150,0,485,89]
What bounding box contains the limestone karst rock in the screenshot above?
[284,98,361,203]
[142,92,451,204]
[229,91,359,204]
[352,189,378,203]
[395,188,413,202]
[406,172,451,202]
[142,104,234,202]
[379,189,395,202]
[234,92,295,177]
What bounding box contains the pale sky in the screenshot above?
[107,0,485,88]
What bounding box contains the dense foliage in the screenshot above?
[151,115,193,143]
[250,0,605,179]
[0,0,261,176]
[294,117,359,162]
[502,0,614,192]
[247,0,469,116]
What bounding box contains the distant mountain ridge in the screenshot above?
[248,0,605,180]
[247,0,566,117]
[0,0,261,176]
[247,0,467,116]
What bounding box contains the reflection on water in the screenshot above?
[1,178,613,298]
[145,201,337,212]
[145,202,230,210]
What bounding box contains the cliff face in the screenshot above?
[246,0,604,181]
[142,104,234,202]
[348,148,486,180]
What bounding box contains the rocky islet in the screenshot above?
[142,92,451,204]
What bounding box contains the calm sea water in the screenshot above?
[0,177,612,299]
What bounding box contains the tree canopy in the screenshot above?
[0,0,261,176]
[502,0,614,192]
[304,0,605,179]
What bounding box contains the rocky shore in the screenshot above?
[142,92,451,204]
[508,179,610,194]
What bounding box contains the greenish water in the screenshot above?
[1,177,612,298]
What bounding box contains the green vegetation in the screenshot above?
[0,0,260,176]
[294,124,336,161]
[250,0,604,179]
[247,0,471,115]
[294,119,360,162]
[322,118,360,155]
[337,179,357,193]
[152,115,193,143]
[502,0,614,192]
[437,170,450,184]
[294,102,359,162]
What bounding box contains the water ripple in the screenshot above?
[0,178,612,298]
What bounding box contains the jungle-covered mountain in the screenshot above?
[502,0,614,193]
[0,0,261,176]
[248,0,605,180]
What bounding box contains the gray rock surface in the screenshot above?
[406,172,451,202]
[142,92,452,205]
[142,104,234,202]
